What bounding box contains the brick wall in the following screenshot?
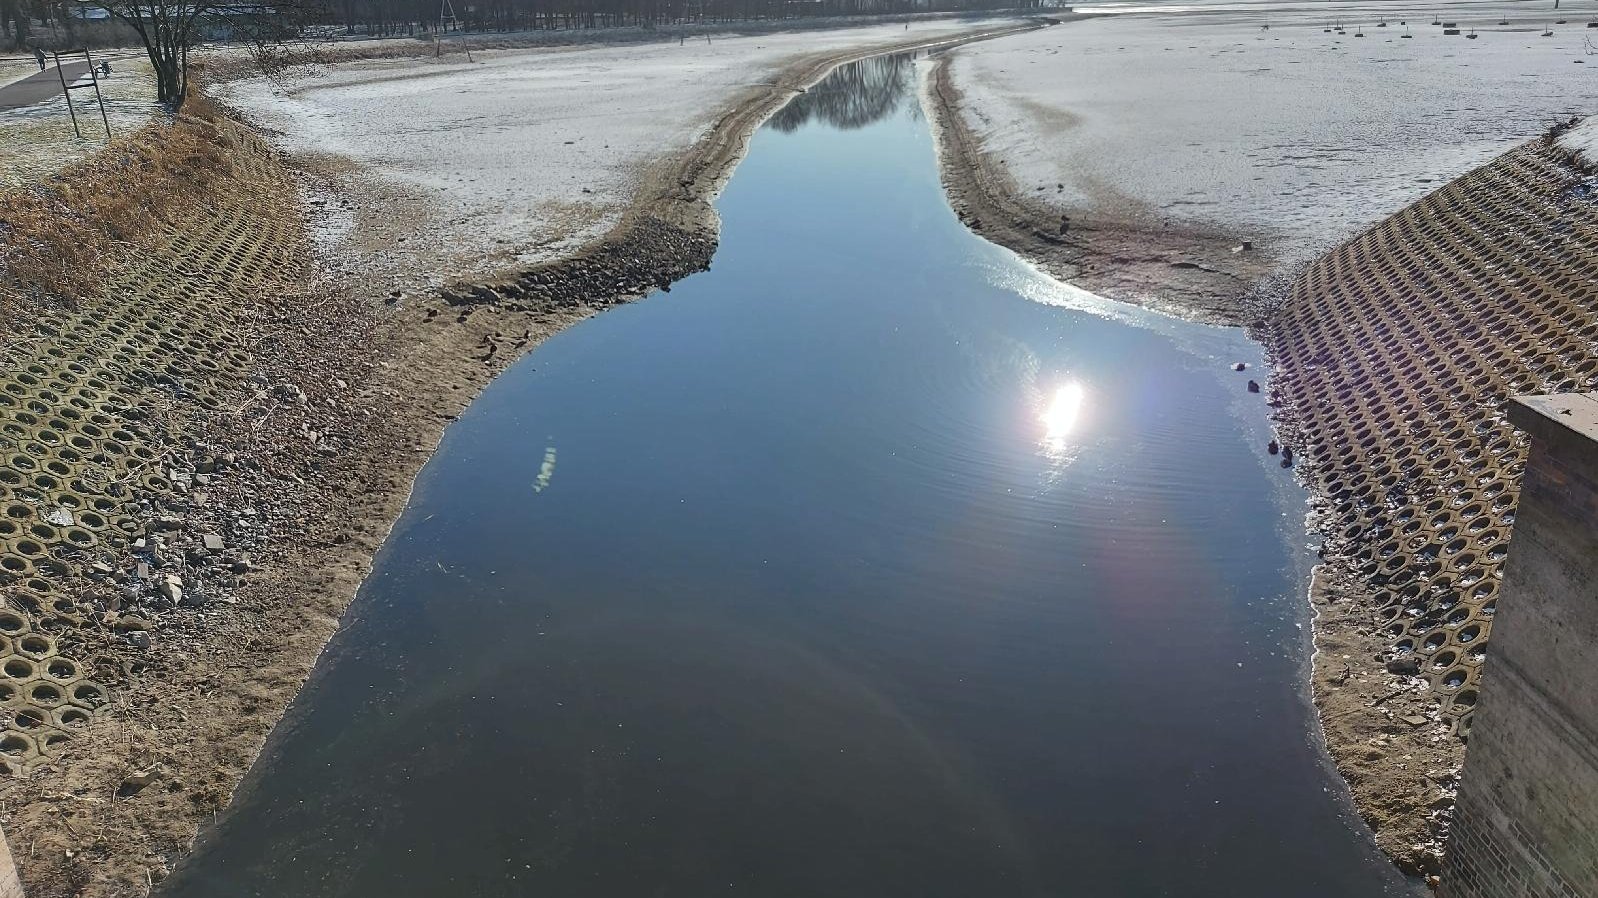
[1441,393,1598,898]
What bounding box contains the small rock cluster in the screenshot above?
[441,215,716,313]
[87,449,255,649]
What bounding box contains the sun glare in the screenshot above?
[1042,381,1085,448]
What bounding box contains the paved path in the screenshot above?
[0,61,92,113]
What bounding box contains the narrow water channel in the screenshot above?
[164,54,1418,897]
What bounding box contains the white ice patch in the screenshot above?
[948,6,1598,266]
[1558,115,1598,165]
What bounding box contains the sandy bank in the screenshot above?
[929,1,1598,321]
[0,22,1042,897]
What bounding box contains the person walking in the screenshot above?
[32,47,47,71]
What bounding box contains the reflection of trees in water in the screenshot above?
[768,53,916,133]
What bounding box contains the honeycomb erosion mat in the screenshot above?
[0,150,294,767]
[1261,131,1598,875]
[0,106,369,895]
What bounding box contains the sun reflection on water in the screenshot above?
[1040,381,1086,466]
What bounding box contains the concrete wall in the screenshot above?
[0,825,23,898]
[1441,393,1598,898]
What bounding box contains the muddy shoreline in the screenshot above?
[919,63,1458,863]
[0,23,1042,897]
[921,46,1440,867]
[923,37,1598,881]
[922,53,1279,328]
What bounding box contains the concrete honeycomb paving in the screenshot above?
[1265,137,1598,740]
[0,145,294,771]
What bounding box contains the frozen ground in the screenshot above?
[1558,110,1598,160]
[947,0,1598,264]
[0,57,38,91]
[219,18,1019,280]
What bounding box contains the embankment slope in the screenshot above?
[1261,128,1598,875]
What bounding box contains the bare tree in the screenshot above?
[1,0,31,46]
[89,0,319,108]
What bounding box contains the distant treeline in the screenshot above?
[3,0,1045,51]
[2,0,139,50]
[330,0,1041,37]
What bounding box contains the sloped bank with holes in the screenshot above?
[0,103,315,897]
[0,158,288,757]
[1260,122,1598,875]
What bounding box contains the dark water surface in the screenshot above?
[164,55,1418,897]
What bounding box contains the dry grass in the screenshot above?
[0,91,253,321]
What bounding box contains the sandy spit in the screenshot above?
[922,46,1274,326]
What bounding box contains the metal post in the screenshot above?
[438,0,473,62]
[455,0,473,62]
[52,50,82,139]
[51,49,112,141]
[83,49,111,140]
